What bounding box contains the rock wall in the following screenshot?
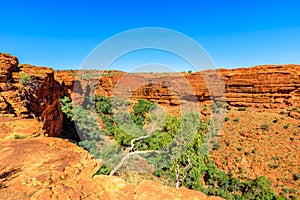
[0,53,62,137]
[55,65,300,109]
[220,65,300,108]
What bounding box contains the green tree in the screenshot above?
[60,96,103,158]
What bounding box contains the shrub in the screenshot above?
[279,110,288,115]
[60,96,73,118]
[243,176,281,199]
[212,103,220,113]
[19,74,39,93]
[268,164,279,169]
[133,99,156,116]
[284,123,290,129]
[261,123,269,131]
[212,142,221,150]
[238,107,247,111]
[199,161,283,199]
[5,134,28,140]
[292,173,300,181]
[19,74,32,86]
[96,164,112,175]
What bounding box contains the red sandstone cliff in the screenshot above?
[55,65,300,109]
[0,53,62,138]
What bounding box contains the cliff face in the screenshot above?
[220,65,300,108]
[0,53,62,137]
[55,65,300,109]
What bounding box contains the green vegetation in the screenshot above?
[291,107,300,113]
[237,107,247,111]
[60,96,103,158]
[191,162,283,200]
[261,123,270,131]
[292,173,300,181]
[4,133,40,140]
[233,118,239,123]
[5,134,28,140]
[19,74,32,86]
[268,164,279,169]
[60,95,284,200]
[96,164,112,175]
[283,123,290,129]
[19,73,39,95]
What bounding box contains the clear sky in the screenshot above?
[0,0,300,71]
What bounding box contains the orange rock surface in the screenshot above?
[0,53,62,137]
[0,137,222,200]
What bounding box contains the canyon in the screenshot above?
[0,52,299,199]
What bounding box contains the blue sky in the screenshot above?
[0,0,300,71]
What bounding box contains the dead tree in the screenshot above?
[109,123,161,176]
[175,155,191,188]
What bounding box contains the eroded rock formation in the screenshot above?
[0,53,62,138]
[55,65,300,109]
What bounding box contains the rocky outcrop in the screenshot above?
[0,53,62,137]
[0,137,223,200]
[0,137,103,199]
[0,53,18,83]
[220,65,300,108]
[55,65,300,109]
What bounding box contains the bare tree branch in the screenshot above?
[109,150,160,176]
[110,121,161,176]
[175,165,180,189]
[175,155,191,188]
[128,133,151,152]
